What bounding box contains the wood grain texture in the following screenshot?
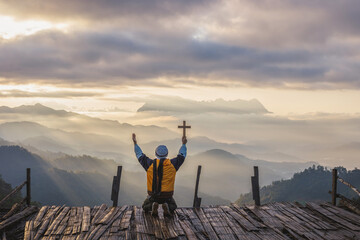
[1,202,360,239]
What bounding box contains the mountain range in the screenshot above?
[1,102,357,207]
[0,138,315,206]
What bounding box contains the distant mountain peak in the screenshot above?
[0,103,70,116]
[199,148,237,159]
[137,96,269,114]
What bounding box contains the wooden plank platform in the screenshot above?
[1,202,360,240]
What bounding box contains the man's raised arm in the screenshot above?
[171,136,187,171]
[132,133,152,170]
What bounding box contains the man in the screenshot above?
[132,133,187,217]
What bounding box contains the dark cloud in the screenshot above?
[0,29,339,87]
[0,0,360,89]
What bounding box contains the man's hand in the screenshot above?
[182,136,187,145]
[132,133,137,145]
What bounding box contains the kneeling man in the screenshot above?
[132,133,187,217]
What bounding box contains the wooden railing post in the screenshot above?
[26,168,31,206]
[252,166,260,206]
[332,169,338,206]
[111,166,122,207]
[193,165,202,208]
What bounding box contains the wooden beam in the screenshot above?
[251,166,260,206]
[0,206,38,230]
[0,181,26,207]
[112,166,122,207]
[26,168,31,206]
[332,169,338,206]
[111,176,116,202]
[1,198,27,220]
[338,177,360,197]
[193,165,202,208]
[337,193,360,215]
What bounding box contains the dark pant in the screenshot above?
[142,196,177,213]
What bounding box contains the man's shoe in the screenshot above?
[162,203,172,217]
[151,202,159,217]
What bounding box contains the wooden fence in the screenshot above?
[0,168,31,209]
[330,169,360,213]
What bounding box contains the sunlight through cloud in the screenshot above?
[0,15,68,39]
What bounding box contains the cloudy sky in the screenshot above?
[1,0,360,115]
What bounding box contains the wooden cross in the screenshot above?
[178,120,191,138]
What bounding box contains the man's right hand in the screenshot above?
[182,136,187,145]
[132,133,137,144]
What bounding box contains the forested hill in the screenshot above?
[236,165,360,205]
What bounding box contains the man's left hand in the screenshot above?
[182,136,187,145]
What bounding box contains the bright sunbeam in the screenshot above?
[0,15,68,39]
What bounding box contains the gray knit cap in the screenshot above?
[155,145,168,158]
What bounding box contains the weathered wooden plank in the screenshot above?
[98,207,118,225]
[34,206,60,240]
[220,205,258,232]
[171,210,185,237]
[2,201,25,220]
[322,201,360,225]
[273,203,338,239]
[174,209,198,240]
[11,203,360,240]
[0,181,26,207]
[24,220,34,240]
[306,202,360,231]
[110,218,121,234]
[75,231,88,240]
[134,206,152,239]
[230,204,265,229]
[119,208,132,230]
[203,207,237,240]
[163,215,180,239]
[64,207,77,236]
[72,207,83,235]
[83,225,97,240]
[108,206,127,234]
[99,226,113,240]
[266,204,324,240]
[158,212,178,240]
[55,215,70,236]
[0,206,37,231]
[240,205,291,240]
[91,206,99,217]
[219,207,259,240]
[275,203,335,231]
[246,205,283,230]
[81,206,91,232]
[194,207,219,240]
[141,210,155,237]
[45,206,70,236]
[91,204,108,225]
[147,212,163,239]
[33,206,49,230]
[179,208,208,240]
[338,196,360,215]
[88,206,125,240]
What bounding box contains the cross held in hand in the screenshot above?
[178,120,191,138]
